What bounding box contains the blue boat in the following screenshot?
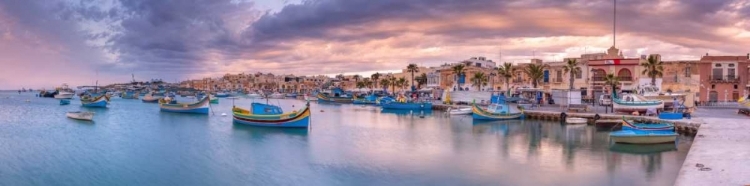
[59,99,70,105]
[609,130,677,144]
[215,92,229,98]
[375,96,395,106]
[232,101,311,128]
[621,119,674,132]
[353,94,377,104]
[121,89,139,99]
[381,101,432,110]
[159,96,210,114]
[81,94,109,108]
[317,88,353,103]
[472,94,524,120]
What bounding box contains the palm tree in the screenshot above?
[452,64,466,89]
[362,78,373,89]
[415,73,428,89]
[371,72,381,89]
[390,76,398,93]
[356,82,366,89]
[353,75,361,83]
[380,79,391,92]
[406,64,419,89]
[562,59,581,90]
[471,72,489,91]
[397,77,408,90]
[497,63,514,93]
[604,73,620,97]
[523,63,548,88]
[641,55,664,86]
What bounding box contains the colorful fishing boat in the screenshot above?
[352,94,377,104]
[232,101,311,128]
[159,96,210,114]
[209,95,219,104]
[472,94,524,120]
[317,93,353,103]
[609,130,677,144]
[80,94,109,108]
[121,89,139,99]
[621,119,674,132]
[141,92,162,103]
[612,93,664,112]
[381,101,432,110]
[59,99,70,105]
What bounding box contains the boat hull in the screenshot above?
[448,108,472,115]
[54,92,75,99]
[66,112,94,121]
[471,104,523,120]
[142,96,162,103]
[565,117,588,124]
[232,106,311,128]
[81,96,108,108]
[317,94,352,103]
[610,130,677,144]
[159,97,210,114]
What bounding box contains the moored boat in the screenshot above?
[565,117,588,124]
[232,101,311,128]
[448,107,472,115]
[270,92,285,99]
[141,92,162,103]
[80,94,109,108]
[613,93,664,113]
[215,92,229,98]
[621,119,674,132]
[472,94,524,120]
[159,96,210,114]
[317,93,353,103]
[209,95,219,104]
[66,111,94,121]
[609,130,677,144]
[60,99,70,105]
[381,101,432,110]
[54,84,75,99]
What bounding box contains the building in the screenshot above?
[587,46,639,99]
[698,55,750,103]
[661,60,701,101]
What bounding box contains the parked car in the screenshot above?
[599,95,612,106]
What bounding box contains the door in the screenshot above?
[733,91,740,101]
[709,91,718,102]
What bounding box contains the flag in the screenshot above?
[604,59,621,65]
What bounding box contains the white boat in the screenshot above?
[304,93,318,101]
[54,84,75,99]
[565,117,587,124]
[640,85,693,109]
[247,93,262,98]
[613,93,664,112]
[270,92,285,99]
[66,111,94,121]
[448,107,472,115]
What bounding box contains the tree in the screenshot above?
[356,82,366,89]
[362,78,373,89]
[641,55,664,86]
[497,63,515,93]
[380,79,391,92]
[523,63,548,88]
[562,59,581,90]
[471,72,489,91]
[604,73,620,97]
[415,73,428,89]
[406,64,419,89]
[371,72,381,90]
[397,77,408,90]
[452,64,466,89]
[390,76,398,93]
[353,75,361,83]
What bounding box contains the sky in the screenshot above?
[2,0,750,89]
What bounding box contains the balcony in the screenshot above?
[592,77,605,81]
[709,75,740,83]
[618,76,632,81]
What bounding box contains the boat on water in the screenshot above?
[269,92,285,99]
[210,95,219,104]
[59,99,70,105]
[612,93,664,113]
[609,130,677,144]
[352,94,377,104]
[317,88,353,103]
[380,94,432,110]
[39,90,58,98]
[472,94,524,120]
[621,119,674,132]
[285,93,298,98]
[159,96,210,114]
[303,93,318,101]
[565,117,588,124]
[54,84,75,99]
[141,92,162,103]
[448,107,472,115]
[121,89,139,99]
[215,92,230,98]
[80,94,109,108]
[232,101,311,128]
[247,93,263,99]
[66,111,94,121]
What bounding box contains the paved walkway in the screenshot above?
[674,118,750,186]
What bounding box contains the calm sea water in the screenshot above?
[0,92,693,186]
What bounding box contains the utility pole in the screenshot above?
[613,0,617,47]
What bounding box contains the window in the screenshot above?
[685,66,691,77]
[711,84,715,89]
[729,64,735,67]
[712,68,723,79]
[715,64,722,67]
[556,70,562,82]
[728,68,736,80]
[575,70,582,79]
[735,84,738,89]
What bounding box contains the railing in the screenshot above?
[709,75,740,83]
[618,76,632,81]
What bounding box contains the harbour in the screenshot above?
[1,91,694,185]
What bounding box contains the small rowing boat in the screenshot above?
[66,111,94,121]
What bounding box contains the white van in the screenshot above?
[599,95,612,106]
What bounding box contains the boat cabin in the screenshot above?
[251,103,283,115]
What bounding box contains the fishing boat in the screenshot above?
[80,94,109,108]
[317,88,353,103]
[141,92,162,103]
[381,101,432,110]
[215,92,229,98]
[270,92,285,99]
[209,95,219,104]
[609,130,677,144]
[159,96,210,114]
[232,101,311,128]
[66,111,94,121]
[54,84,75,99]
[352,94,377,104]
[565,117,588,124]
[621,119,674,132]
[448,107,472,115]
[39,90,58,98]
[612,93,664,113]
[59,99,70,105]
[121,89,139,99]
[285,93,298,98]
[247,93,262,99]
[472,94,524,120]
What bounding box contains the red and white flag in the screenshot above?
[604,59,621,65]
